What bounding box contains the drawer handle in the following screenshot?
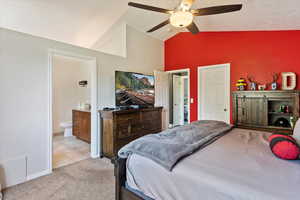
[128,125,131,134]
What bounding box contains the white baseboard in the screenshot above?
[2,169,51,189]
[91,153,100,159]
[26,169,52,181]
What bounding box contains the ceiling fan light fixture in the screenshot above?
[127,1,242,34]
[170,11,194,28]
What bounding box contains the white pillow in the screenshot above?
[293,119,300,143]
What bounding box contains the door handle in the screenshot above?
[224,108,227,112]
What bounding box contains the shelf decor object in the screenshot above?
[258,84,266,91]
[247,75,257,91]
[282,72,296,90]
[236,78,247,91]
[270,73,279,90]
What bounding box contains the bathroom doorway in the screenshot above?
[48,50,98,171]
[167,69,190,127]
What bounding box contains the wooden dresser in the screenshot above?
[233,90,300,134]
[72,110,91,143]
[99,107,163,159]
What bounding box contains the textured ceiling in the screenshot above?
[1,0,300,48]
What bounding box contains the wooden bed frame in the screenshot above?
[115,157,145,200]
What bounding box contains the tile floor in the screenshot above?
[52,134,90,169]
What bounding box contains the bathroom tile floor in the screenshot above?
[53,134,90,169]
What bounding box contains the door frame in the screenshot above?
[166,68,190,124]
[48,49,98,173]
[172,75,185,125]
[197,64,231,123]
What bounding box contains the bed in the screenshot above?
[115,126,300,200]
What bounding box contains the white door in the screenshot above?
[173,75,184,126]
[154,70,170,130]
[198,64,230,123]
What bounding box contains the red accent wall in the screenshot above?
[165,31,300,122]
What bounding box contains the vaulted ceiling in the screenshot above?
[1,0,300,49]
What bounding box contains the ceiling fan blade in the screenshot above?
[186,22,200,34]
[147,20,170,33]
[192,4,242,16]
[128,2,172,14]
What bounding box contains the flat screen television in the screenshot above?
[115,71,155,107]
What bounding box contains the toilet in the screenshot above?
[60,122,73,137]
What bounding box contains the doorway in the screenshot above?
[198,64,230,123]
[48,50,98,172]
[168,69,190,127]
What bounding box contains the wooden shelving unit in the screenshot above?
[233,90,300,134]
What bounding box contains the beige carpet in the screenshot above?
[3,158,115,200]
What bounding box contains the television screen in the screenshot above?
[115,71,155,107]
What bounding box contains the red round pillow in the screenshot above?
[269,136,300,160]
[268,133,296,142]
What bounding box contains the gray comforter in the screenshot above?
[118,120,233,170]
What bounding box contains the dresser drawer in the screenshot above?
[141,110,162,132]
[116,113,140,122]
[115,113,141,139]
[115,135,144,153]
[115,138,132,154]
[116,124,141,139]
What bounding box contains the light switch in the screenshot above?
[190,98,194,103]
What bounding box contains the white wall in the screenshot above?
[52,55,91,133]
[92,21,127,58]
[0,26,163,187]
[99,25,165,108]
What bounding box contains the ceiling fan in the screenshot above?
[128,0,243,34]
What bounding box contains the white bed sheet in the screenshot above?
[126,128,300,200]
